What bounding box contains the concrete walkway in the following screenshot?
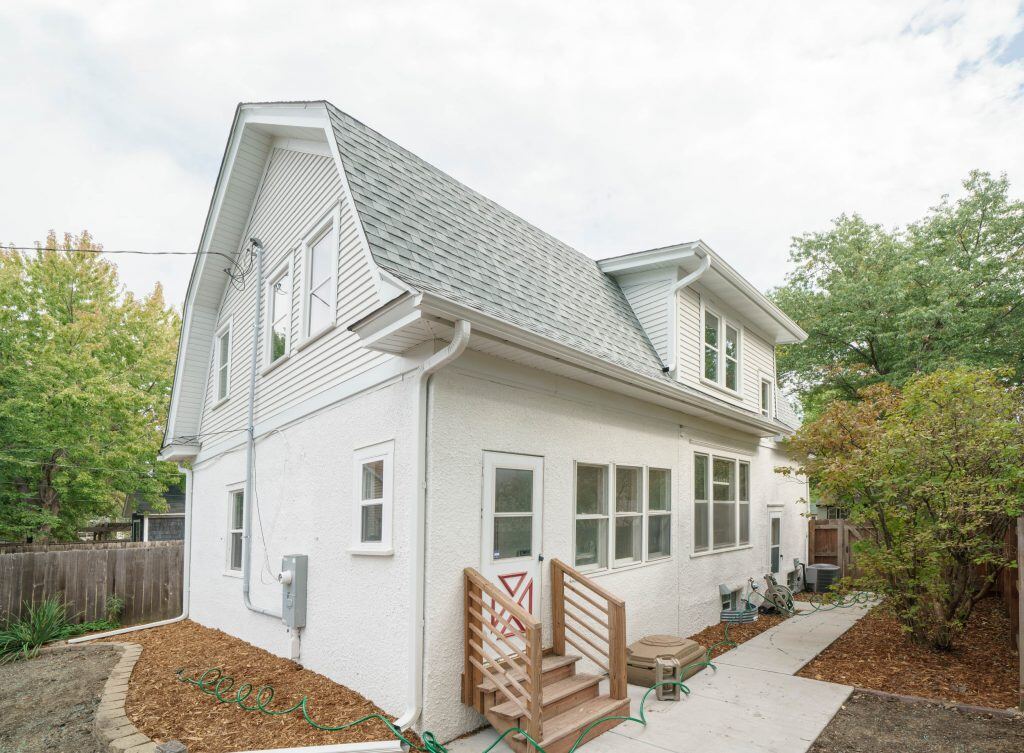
[448,601,872,753]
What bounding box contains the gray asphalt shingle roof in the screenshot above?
[326,104,669,381]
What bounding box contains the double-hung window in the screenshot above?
[760,378,774,419]
[227,490,244,571]
[614,466,642,566]
[303,220,336,340]
[693,453,750,553]
[574,464,609,570]
[266,263,292,366]
[351,441,393,554]
[647,468,672,559]
[214,322,231,402]
[575,462,672,570]
[702,305,741,392]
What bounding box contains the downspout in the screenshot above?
[664,253,711,374]
[395,319,472,730]
[241,239,282,620]
[69,463,194,642]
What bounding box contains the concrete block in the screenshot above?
[126,744,158,753]
[110,733,151,752]
[99,723,138,742]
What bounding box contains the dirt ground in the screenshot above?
[810,691,1024,753]
[101,620,417,753]
[0,644,120,753]
[799,597,1019,709]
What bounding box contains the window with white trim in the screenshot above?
[303,221,336,339]
[760,378,774,418]
[266,262,292,366]
[227,490,244,571]
[575,462,672,570]
[215,322,231,402]
[352,441,393,553]
[702,306,741,392]
[693,453,750,553]
[647,468,672,559]
[574,463,608,570]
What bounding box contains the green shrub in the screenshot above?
[0,596,120,663]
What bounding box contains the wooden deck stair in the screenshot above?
[462,560,629,753]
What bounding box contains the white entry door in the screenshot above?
[768,510,783,575]
[481,452,544,631]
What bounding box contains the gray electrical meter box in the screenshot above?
[281,554,308,629]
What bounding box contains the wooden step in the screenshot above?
[488,673,602,720]
[476,653,581,693]
[496,695,632,753]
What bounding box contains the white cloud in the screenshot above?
[1,0,1022,306]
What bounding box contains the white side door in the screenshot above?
[481,452,544,631]
[768,509,783,575]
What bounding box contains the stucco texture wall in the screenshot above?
[420,352,808,740]
[187,374,418,715]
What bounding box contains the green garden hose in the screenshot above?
[175,664,716,753]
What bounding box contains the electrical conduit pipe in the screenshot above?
[394,319,471,731]
[68,463,194,642]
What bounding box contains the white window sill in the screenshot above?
[698,376,743,399]
[223,569,243,579]
[348,545,394,557]
[297,322,336,352]
[261,353,290,376]
[690,544,753,559]
[211,395,230,410]
[576,557,673,578]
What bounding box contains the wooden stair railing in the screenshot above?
[550,558,627,700]
[463,568,544,742]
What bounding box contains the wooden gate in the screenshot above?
[807,519,871,579]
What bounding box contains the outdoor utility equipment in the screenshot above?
[806,563,840,594]
[627,634,706,686]
[280,554,308,629]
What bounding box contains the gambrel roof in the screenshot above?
[325,104,668,382]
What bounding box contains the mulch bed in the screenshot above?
[686,609,789,659]
[101,620,417,753]
[798,597,1019,709]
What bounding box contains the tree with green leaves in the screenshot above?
[780,368,1023,650]
[772,171,1024,419]
[0,232,181,540]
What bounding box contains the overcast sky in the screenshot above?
[2,1,1023,307]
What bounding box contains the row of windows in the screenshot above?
[212,210,339,404]
[227,450,756,572]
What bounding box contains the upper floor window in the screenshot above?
[302,214,338,340]
[702,306,740,392]
[215,321,232,402]
[266,262,292,366]
[760,378,774,419]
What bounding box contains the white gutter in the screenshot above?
[69,463,194,642]
[394,319,471,730]
[665,252,711,375]
[242,239,282,620]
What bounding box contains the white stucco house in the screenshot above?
[160,100,810,747]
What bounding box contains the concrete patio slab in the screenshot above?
[445,601,872,753]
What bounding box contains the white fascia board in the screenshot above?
[599,239,807,345]
[413,292,787,437]
[158,443,199,463]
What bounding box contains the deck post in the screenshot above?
[551,560,566,655]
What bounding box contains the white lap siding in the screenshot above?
[197,146,390,447]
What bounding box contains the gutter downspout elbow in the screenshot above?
[396,319,471,731]
[68,463,194,643]
[665,253,711,374]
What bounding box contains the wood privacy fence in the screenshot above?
[808,518,1021,646]
[0,541,183,626]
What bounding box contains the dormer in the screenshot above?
[600,241,806,420]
